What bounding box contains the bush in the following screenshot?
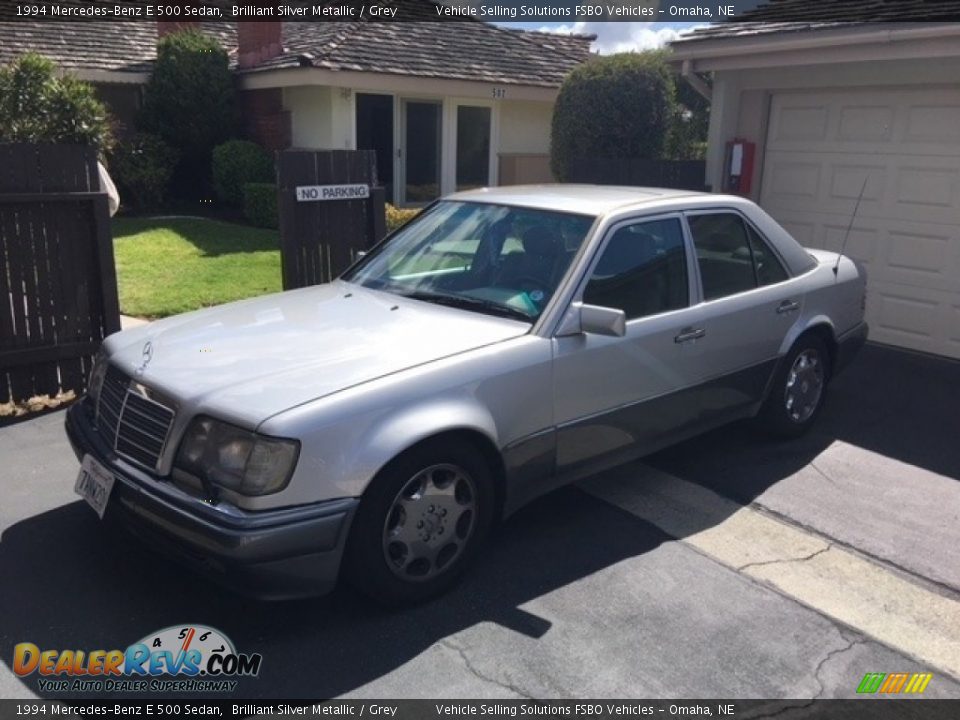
[243,183,278,229]
[386,204,420,233]
[213,140,274,205]
[0,53,112,150]
[109,133,179,210]
[550,52,676,181]
[139,29,237,201]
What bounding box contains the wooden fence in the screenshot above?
[277,149,386,290]
[0,144,119,410]
[568,157,709,192]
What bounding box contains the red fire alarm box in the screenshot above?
[723,139,756,195]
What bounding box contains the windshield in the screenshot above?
[342,201,595,322]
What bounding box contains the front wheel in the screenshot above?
[343,439,495,605]
[759,335,830,438]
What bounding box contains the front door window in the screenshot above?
[456,106,491,191]
[402,100,442,204]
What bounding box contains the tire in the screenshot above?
[760,334,830,439]
[343,438,495,606]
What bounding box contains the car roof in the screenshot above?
[446,184,709,216]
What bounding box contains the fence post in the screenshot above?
[277,149,386,289]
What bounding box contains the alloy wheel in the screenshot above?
[381,463,478,581]
[784,349,825,423]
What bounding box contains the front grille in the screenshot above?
[96,366,176,471]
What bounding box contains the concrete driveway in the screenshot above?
[0,344,958,700]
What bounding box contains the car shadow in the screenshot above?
[645,343,960,503]
[0,485,677,699]
[1,344,954,699]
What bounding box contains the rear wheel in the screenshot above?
[760,335,830,438]
[343,438,495,605]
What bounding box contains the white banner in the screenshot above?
[296,184,370,202]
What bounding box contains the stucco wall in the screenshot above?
[283,85,355,150]
[498,100,553,155]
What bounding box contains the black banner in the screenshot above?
[2,700,960,720]
[2,0,960,23]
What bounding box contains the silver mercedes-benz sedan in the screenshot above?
[66,186,868,603]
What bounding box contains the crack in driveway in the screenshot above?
[439,638,535,699]
[737,544,832,573]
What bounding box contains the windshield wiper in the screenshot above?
[401,291,533,323]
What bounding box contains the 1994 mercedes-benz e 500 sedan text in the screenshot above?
[66,186,868,604]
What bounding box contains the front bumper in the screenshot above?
[65,399,358,600]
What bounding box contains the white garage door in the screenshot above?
[760,88,960,359]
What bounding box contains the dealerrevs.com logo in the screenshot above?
[13,625,262,693]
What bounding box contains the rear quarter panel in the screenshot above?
[779,252,866,356]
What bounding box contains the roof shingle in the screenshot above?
[675,0,960,43]
[0,1,593,87]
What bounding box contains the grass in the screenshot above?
[112,217,282,318]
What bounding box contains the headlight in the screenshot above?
[174,417,299,497]
[87,348,108,400]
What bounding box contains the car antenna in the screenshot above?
[834,175,868,276]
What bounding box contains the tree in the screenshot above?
[139,28,237,202]
[0,53,112,151]
[667,76,711,161]
[550,51,676,181]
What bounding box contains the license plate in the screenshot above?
[74,455,115,519]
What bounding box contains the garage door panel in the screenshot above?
[767,209,959,294]
[886,229,957,289]
[770,89,960,156]
[831,163,886,202]
[870,285,958,357]
[838,105,894,142]
[764,158,821,200]
[904,105,960,144]
[762,87,960,359]
[764,152,960,226]
[772,104,829,143]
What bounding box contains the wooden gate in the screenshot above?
[277,149,386,290]
[0,144,120,411]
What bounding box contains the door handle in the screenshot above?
[674,327,706,343]
[776,299,800,314]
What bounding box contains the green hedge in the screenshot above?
[551,51,676,181]
[109,132,179,211]
[0,52,112,151]
[213,140,274,205]
[242,183,278,229]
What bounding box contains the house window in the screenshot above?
[456,106,491,191]
[355,94,394,201]
[403,100,443,204]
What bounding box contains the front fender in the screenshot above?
[356,395,500,487]
[257,336,553,509]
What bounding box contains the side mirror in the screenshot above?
[557,302,626,338]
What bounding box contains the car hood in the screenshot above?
[104,281,529,428]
